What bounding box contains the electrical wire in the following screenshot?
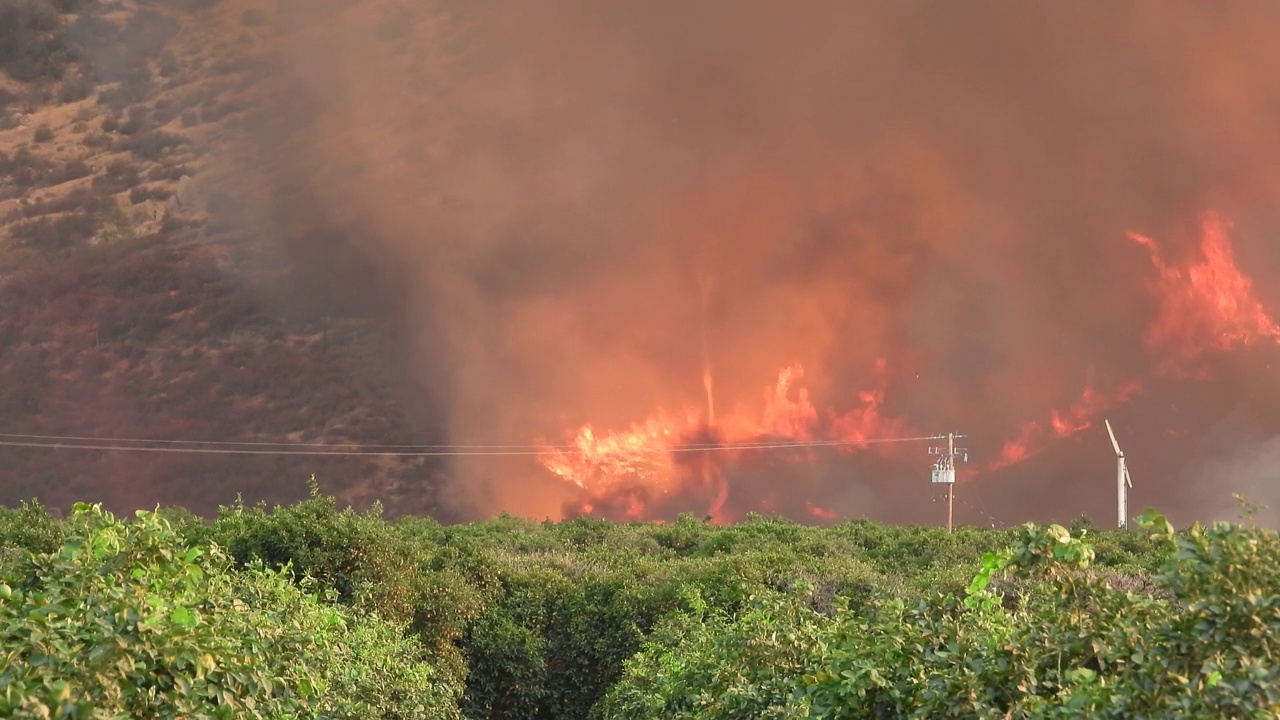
[0,431,566,449]
[953,494,1004,528]
[0,433,955,457]
[0,439,544,456]
[0,430,954,451]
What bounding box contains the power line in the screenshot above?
[953,494,1004,528]
[0,433,953,457]
[930,490,1003,529]
[0,431,566,450]
[0,430,950,451]
[0,439,541,456]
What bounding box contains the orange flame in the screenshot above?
[759,364,818,440]
[1051,380,1145,438]
[989,379,1143,470]
[995,437,1033,469]
[806,502,837,521]
[543,211,1280,519]
[990,211,1276,470]
[538,362,909,519]
[829,358,912,445]
[1129,211,1280,373]
[539,410,695,492]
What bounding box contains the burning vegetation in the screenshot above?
[237,1,1280,527]
[537,361,911,523]
[4,1,1280,527]
[536,212,1280,523]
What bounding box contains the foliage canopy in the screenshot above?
[2,492,1279,719]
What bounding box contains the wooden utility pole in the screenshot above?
[947,433,955,534]
[930,432,967,534]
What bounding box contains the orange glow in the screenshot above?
[829,358,912,446]
[806,502,838,521]
[759,364,818,440]
[538,410,695,492]
[988,211,1276,472]
[989,379,1143,470]
[1130,211,1280,374]
[995,438,1032,468]
[541,211,1280,520]
[537,362,909,519]
[1052,380,1145,437]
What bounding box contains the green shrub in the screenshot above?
[203,481,472,689]
[121,128,187,160]
[584,515,1280,719]
[56,70,93,102]
[117,105,149,135]
[45,157,92,185]
[461,598,555,719]
[0,502,460,719]
[593,587,828,720]
[0,145,51,189]
[129,183,169,204]
[156,48,180,77]
[81,131,111,148]
[801,515,1280,718]
[206,482,418,617]
[0,488,1211,720]
[0,499,64,557]
[21,186,110,217]
[321,610,463,720]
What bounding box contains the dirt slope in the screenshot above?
[0,0,447,517]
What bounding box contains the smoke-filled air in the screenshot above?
[227,0,1280,526]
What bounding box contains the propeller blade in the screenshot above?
[1124,465,1133,489]
[1104,419,1122,456]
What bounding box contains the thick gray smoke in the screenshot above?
[225,0,1280,522]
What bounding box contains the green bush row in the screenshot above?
[0,487,1192,719]
[601,513,1280,718]
[0,502,457,719]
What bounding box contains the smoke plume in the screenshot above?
[224,0,1280,523]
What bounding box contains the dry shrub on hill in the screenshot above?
[0,0,73,82]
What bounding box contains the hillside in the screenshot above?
[0,0,445,516]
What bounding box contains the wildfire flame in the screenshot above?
[806,502,838,521]
[537,362,910,520]
[991,211,1278,469]
[830,360,912,445]
[539,211,1280,522]
[1129,211,1280,374]
[538,411,695,493]
[991,380,1144,470]
[759,365,817,440]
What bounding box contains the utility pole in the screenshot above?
[947,432,955,533]
[930,433,968,534]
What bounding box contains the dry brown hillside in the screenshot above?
[0,0,448,517]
